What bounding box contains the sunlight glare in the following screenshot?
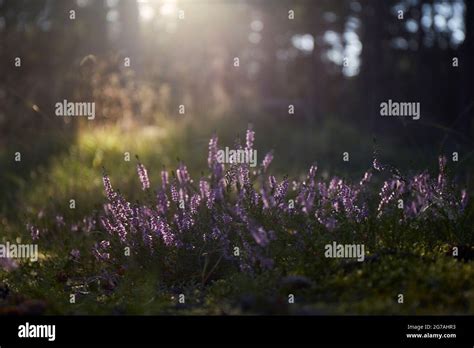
[139,2,155,22]
[160,0,177,17]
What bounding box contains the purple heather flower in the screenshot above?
[143,232,153,251]
[115,221,127,243]
[103,174,115,200]
[260,188,275,209]
[179,188,188,207]
[70,249,81,260]
[234,202,248,222]
[199,179,210,200]
[262,152,273,172]
[206,190,216,209]
[156,190,169,214]
[250,226,270,247]
[377,179,405,216]
[190,194,201,214]
[176,163,191,185]
[27,223,40,241]
[161,170,169,189]
[81,216,96,234]
[55,215,65,228]
[316,214,337,231]
[109,194,133,226]
[251,191,260,206]
[0,257,18,271]
[174,211,195,232]
[297,184,315,214]
[170,182,179,202]
[208,134,218,168]
[339,184,356,215]
[328,178,342,192]
[268,175,277,190]
[460,189,468,211]
[237,166,251,188]
[211,180,225,202]
[360,171,372,186]
[439,155,447,172]
[210,226,221,240]
[308,165,317,189]
[437,156,447,193]
[137,162,150,190]
[274,179,289,202]
[245,127,255,150]
[93,240,110,261]
[159,219,175,246]
[377,180,395,214]
[213,162,224,180]
[373,158,384,171]
[222,214,233,224]
[317,182,327,197]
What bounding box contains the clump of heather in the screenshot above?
[93,127,468,279]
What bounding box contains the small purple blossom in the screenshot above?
[170,182,179,202]
[199,179,210,199]
[27,223,40,241]
[103,174,116,200]
[360,171,372,186]
[262,151,273,172]
[136,162,150,190]
[268,175,277,190]
[55,215,65,227]
[0,257,18,271]
[250,226,270,247]
[93,240,111,261]
[70,249,81,260]
[373,158,384,171]
[176,163,190,185]
[208,134,218,168]
[245,127,255,150]
[161,170,169,189]
[460,189,468,211]
[274,178,289,202]
[190,194,201,214]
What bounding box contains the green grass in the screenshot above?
[3,233,474,315]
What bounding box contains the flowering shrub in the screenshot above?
[87,127,468,281]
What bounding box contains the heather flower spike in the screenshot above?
[136,156,150,190]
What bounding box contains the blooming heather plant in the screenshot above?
[92,127,468,278]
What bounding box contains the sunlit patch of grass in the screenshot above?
[16,124,183,221]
